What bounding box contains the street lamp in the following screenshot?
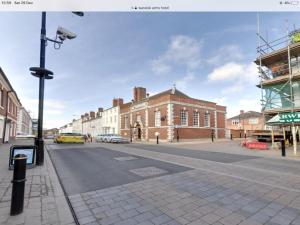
[31,12,84,166]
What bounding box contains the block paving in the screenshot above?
[69,168,300,225]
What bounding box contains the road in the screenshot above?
[47,143,190,195]
[47,142,300,225]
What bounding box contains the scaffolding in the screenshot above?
[256,16,300,154]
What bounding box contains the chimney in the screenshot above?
[90,111,95,118]
[98,107,103,112]
[240,110,244,115]
[112,98,124,107]
[133,87,146,102]
[146,93,150,98]
[81,115,84,119]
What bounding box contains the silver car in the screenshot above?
[110,135,130,143]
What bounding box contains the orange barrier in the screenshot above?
[241,139,268,150]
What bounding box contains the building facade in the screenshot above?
[101,99,122,135]
[0,68,22,142]
[226,110,265,138]
[120,87,226,142]
[17,106,32,135]
[82,109,103,136]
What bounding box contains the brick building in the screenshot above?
[0,67,22,142]
[120,87,226,142]
[226,110,265,138]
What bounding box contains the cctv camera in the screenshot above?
[56,26,77,40]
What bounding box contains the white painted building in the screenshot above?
[17,106,32,135]
[102,106,120,134]
[72,118,83,134]
[59,123,73,133]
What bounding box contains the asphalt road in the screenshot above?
[47,144,190,195]
[127,144,260,163]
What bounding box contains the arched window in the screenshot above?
[193,112,199,127]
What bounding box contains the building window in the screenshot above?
[180,109,188,126]
[249,118,258,124]
[7,98,10,113]
[204,112,210,127]
[114,115,117,123]
[155,111,161,127]
[193,112,199,127]
[232,119,239,125]
[124,116,128,129]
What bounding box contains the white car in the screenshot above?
[110,135,130,143]
[95,134,105,142]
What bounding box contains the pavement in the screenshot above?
[48,141,300,225]
[0,139,75,225]
[2,139,300,225]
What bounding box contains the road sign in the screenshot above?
[279,112,300,123]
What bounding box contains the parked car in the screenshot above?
[54,133,84,144]
[110,135,130,144]
[95,134,105,142]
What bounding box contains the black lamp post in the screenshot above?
[31,12,83,166]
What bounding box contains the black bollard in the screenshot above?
[156,136,159,144]
[176,130,179,142]
[281,140,286,157]
[211,133,214,142]
[230,134,233,140]
[244,133,247,139]
[10,154,27,216]
[239,132,242,138]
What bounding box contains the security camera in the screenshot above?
[56,26,77,40]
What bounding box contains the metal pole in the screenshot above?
[281,139,286,157]
[156,135,159,144]
[10,154,27,216]
[176,129,179,142]
[211,130,214,142]
[36,12,46,165]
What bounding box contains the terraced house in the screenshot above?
[0,68,22,142]
[120,86,226,142]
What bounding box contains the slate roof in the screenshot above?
[228,111,262,120]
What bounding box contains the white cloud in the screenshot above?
[208,62,244,82]
[151,35,202,74]
[207,62,259,94]
[212,97,227,106]
[175,73,195,91]
[207,45,244,65]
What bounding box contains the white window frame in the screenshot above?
[249,118,258,125]
[7,98,10,113]
[124,116,129,129]
[155,111,161,127]
[193,112,199,127]
[180,110,188,126]
[204,112,210,127]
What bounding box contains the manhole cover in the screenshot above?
[130,167,168,177]
[114,156,138,161]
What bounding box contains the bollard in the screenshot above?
[244,133,247,139]
[230,134,233,140]
[10,154,27,216]
[239,132,242,138]
[211,133,214,142]
[281,140,286,157]
[156,136,159,144]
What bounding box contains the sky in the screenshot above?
[0,12,299,129]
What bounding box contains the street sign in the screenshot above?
[9,145,36,170]
[279,112,300,123]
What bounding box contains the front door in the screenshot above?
[4,122,10,143]
[138,128,141,139]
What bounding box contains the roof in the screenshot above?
[0,67,22,106]
[148,88,190,100]
[228,111,262,120]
